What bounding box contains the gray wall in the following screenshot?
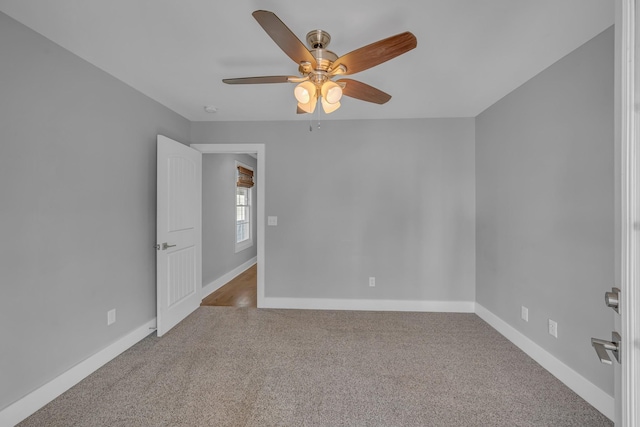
[192,118,476,301]
[202,154,258,287]
[0,12,190,410]
[475,27,614,394]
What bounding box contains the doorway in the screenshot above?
[191,144,265,308]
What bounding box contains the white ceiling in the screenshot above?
[0,1,613,122]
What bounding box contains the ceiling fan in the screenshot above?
[223,10,417,115]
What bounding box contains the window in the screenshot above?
[236,186,251,243]
[235,162,253,252]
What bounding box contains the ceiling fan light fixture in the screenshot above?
[298,99,317,114]
[225,11,417,116]
[321,97,341,114]
[321,81,343,104]
[294,81,316,104]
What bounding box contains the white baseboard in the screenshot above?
[0,319,156,427]
[260,297,475,313]
[475,304,614,421]
[202,257,257,298]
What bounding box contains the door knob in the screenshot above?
[591,332,621,364]
[604,287,620,313]
[162,242,176,250]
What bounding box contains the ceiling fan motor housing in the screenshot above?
[301,29,341,84]
[306,29,331,49]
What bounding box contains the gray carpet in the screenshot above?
[19,308,612,426]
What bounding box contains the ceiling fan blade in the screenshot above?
[331,32,417,75]
[252,10,317,68]
[297,106,307,114]
[223,76,296,84]
[337,79,392,104]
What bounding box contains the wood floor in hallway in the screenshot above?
[201,264,257,308]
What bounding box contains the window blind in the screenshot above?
[237,166,254,188]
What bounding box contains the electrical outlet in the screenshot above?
[369,277,375,287]
[107,309,116,326]
[548,319,558,338]
[521,306,529,322]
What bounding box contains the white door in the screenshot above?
[156,135,202,337]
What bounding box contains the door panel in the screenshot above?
[167,246,196,307]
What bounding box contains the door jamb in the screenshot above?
[191,143,265,308]
[619,1,640,425]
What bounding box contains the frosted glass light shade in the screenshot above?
[294,81,316,104]
[298,99,316,114]
[321,97,341,114]
[321,81,343,104]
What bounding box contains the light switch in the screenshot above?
[268,216,278,226]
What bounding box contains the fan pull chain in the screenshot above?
[308,98,321,131]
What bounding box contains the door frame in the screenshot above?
[619,0,640,425]
[191,143,265,307]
